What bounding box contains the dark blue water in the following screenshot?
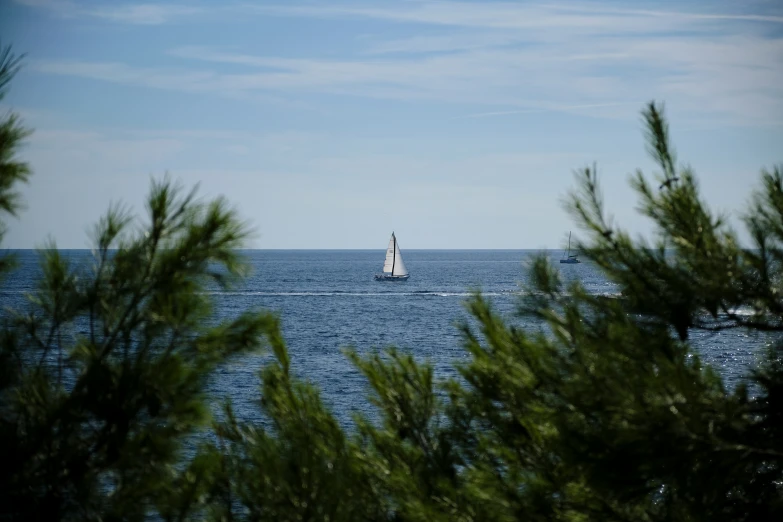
[0,249,766,427]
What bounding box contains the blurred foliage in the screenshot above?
[0,41,32,278]
[1,44,781,521]
[0,45,276,521]
[0,173,277,519]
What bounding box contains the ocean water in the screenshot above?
[0,249,767,427]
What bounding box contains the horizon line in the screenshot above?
[3,247,569,252]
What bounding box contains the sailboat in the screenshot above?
[375,232,410,281]
[560,231,580,264]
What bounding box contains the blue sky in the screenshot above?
[1,0,782,249]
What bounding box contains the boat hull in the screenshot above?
[559,259,580,264]
[374,274,410,281]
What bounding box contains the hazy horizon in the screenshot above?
[2,0,781,250]
[2,247,575,252]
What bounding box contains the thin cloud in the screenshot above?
[29,60,302,107]
[12,0,78,17]
[250,3,662,31]
[544,2,783,23]
[16,0,783,27]
[24,1,783,126]
[251,1,783,28]
[87,4,204,24]
[12,0,205,24]
[459,102,640,119]
[32,60,218,90]
[363,33,523,55]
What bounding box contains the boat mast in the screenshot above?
[391,232,396,275]
[567,231,571,258]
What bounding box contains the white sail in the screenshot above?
[380,233,409,276]
[392,237,408,276]
[382,235,396,273]
[376,232,410,279]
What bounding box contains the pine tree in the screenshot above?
[0,42,32,278]
[0,47,277,521]
[204,103,782,521]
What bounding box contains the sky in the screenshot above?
[1,0,782,249]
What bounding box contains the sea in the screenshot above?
[0,249,768,428]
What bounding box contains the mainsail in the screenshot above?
[560,231,580,264]
[382,233,408,276]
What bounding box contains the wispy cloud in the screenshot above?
[545,2,783,23]
[88,3,203,24]
[459,102,639,119]
[363,33,522,55]
[251,1,783,28]
[13,0,204,24]
[29,60,297,106]
[32,60,217,91]
[19,0,783,28]
[24,1,783,126]
[28,129,188,171]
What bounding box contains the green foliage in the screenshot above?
[0,81,279,520]
[201,335,384,522]
[0,176,280,520]
[204,102,781,521]
[0,41,32,276]
[1,43,780,520]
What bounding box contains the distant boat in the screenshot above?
[560,231,581,264]
[375,232,410,281]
